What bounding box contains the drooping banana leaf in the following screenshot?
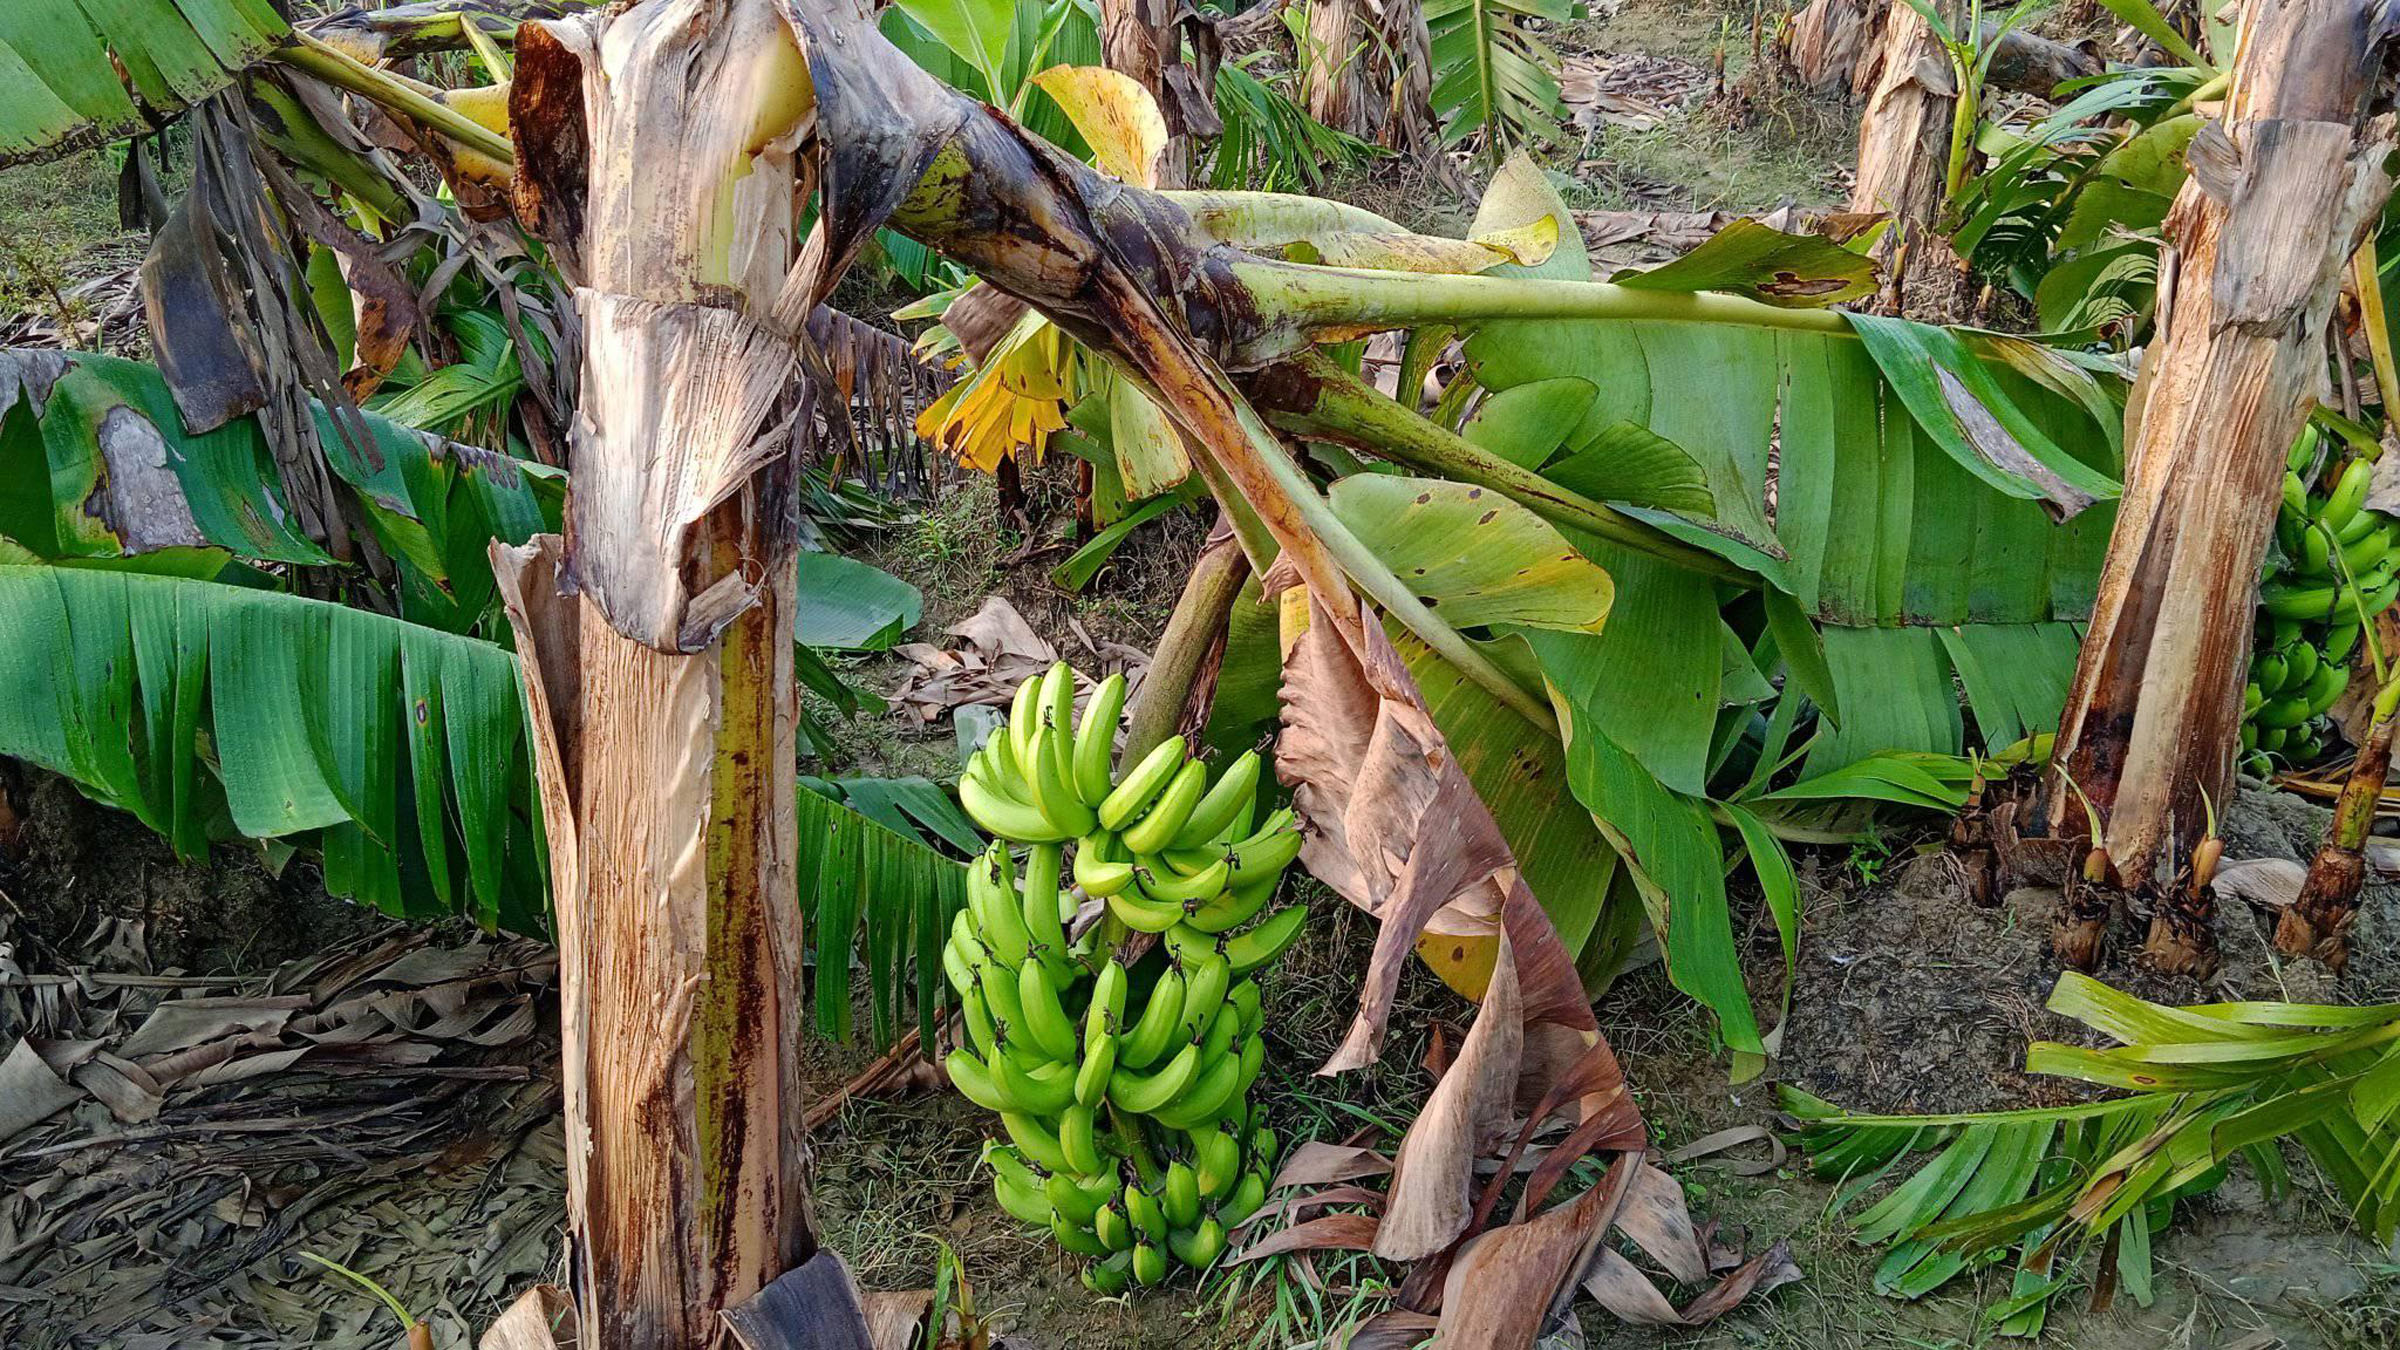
[793,550,924,650]
[796,778,971,1050]
[0,347,563,632]
[0,562,543,928]
[1787,973,2400,1330]
[0,0,290,166]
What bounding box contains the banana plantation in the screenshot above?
[7,0,2400,1345]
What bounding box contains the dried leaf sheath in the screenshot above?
[2048,0,2398,930]
[494,1,837,1343]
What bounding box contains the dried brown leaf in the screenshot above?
[1377,931,1522,1261]
[1227,1212,1384,1265]
[1434,1158,1636,1348]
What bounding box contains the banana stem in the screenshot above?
[2352,236,2400,431]
[1229,258,1857,339]
[1122,525,1253,769]
[278,32,517,164]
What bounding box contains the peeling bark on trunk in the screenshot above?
[1785,0,2097,98]
[1303,0,1435,154]
[2046,0,2397,971]
[492,3,834,1345]
[1848,0,1974,319]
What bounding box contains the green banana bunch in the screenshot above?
[945,662,1313,1287]
[2243,429,2394,777]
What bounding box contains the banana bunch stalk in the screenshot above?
[2245,428,2396,775]
[946,663,1308,1288]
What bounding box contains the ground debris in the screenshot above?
[0,917,564,1349]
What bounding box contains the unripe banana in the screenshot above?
[1004,1111,1073,1173]
[2324,457,2374,535]
[1020,842,1069,964]
[1226,813,1305,876]
[988,1148,1055,1225]
[1029,724,1099,836]
[1106,889,1189,933]
[1123,760,1209,856]
[1184,874,1277,935]
[941,941,977,1000]
[1147,1045,1243,1130]
[1125,1184,1170,1242]
[970,849,1036,967]
[2283,471,2309,517]
[1177,951,1232,1042]
[2341,520,2395,571]
[1060,1102,1105,1174]
[1095,1203,1134,1252]
[2301,661,2351,717]
[992,1044,1076,1114]
[962,770,1070,843]
[1163,1162,1202,1229]
[1073,834,1136,897]
[1008,670,1045,769]
[2299,524,2335,577]
[946,1049,1014,1113]
[1118,965,1187,1068]
[1052,1210,1109,1257]
[1229,979,1263,1039]
[1073,672,1128,808]
[1016,958,1079,1062]
[960,984,1001,1058]
[1169,750,1262,852]
[1218,1169,1268,1227]
[1193,1127,1240,1199]
[2290,640,2321,688]
[1250,1125,1279,1168]
[1111,1040,1201,1114]
[1084,1250,1134,1292]
[2327,620,2366,662]
[1088,960,1129,1038]
[1169,1217,1226,1270]
[1100,737,1187,831]
[1225,907,1307,978]
[1074,1030,1118,1108]
[1132,1241,1167,1286]
[1135,855,1233,907]
[1047,1167,1108,1225]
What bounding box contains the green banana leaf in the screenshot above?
[0,347,563,633]
[0,562,542,929]
[797,778,972,1050]
[1786,974,2400,1329]
[794,550,924,650]
[0,0,289,166]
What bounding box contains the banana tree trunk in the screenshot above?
[488,5,829,1344]
[2045,0,2396,973]
[1102,0,1189,185]
[1303,0,1435,153]
[1848,0,1972,318]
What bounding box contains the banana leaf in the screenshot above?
[0,0,289,165]
[0,562,542,929]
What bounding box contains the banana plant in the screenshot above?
[0,0,2147,1338]
[1427,0,1573,156]
[1788,972,2400,1334]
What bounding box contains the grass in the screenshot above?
[0,147,152,340]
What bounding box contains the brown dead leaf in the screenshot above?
[1275,591,1597,1086]
[1612,1163,1711,1285]
[1228,1212,1384,1265]
[1271,1141,1397,1190]
[1434,1156,1637,1347]
[1581,1239,1803,1326]
[1377,931,1523,1261]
